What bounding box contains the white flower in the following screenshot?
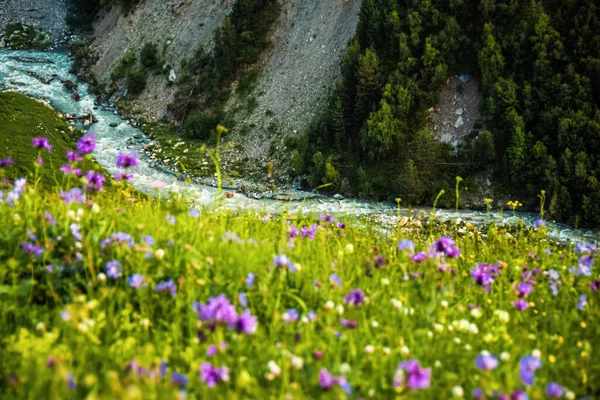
[291,356,303,370]
[91,204,100,213]
[336,305,344,315]
[469,323,479,334]
[35,322,45,332]
[441,300,449,309]
[434,360,442,368]
[447,325,454,332]
[532,349,542,359]
[382,347,391,355]
[452,386,464,398]
[345,244,354,254]
[364,345,375,355]
[155,249,165,260]
[453,337,461,344]
[267,361,281,376]
[75,241,82,250]
[76,208,84,220]
[340,363,351,374]
[371,320,379,328]
[140,318,150,329]
[391,299,403,310]
[565,391,575,400]
[324,300,335,310]
[427,331,434,338]
[493,309,510,323]
[433,323,444,332]
[400,346,410,356]
[97,272,107,283]
[500,352,510,361]
[67,210,75,220]
[465,344,472,351]
[13,213,21,223]
[470,308,482,318]
[381,278,390,285]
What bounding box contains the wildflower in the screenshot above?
[575,242,596,255]
[66,371,76,390]
[283,308,299,323]
[398,239,415,252]
[452,386,464,398]
[533,219,545,230]
[519,355,542,386]
[475,351,499,370]
[306,311,317,322]
[471,262,500,292]
[291,356,304,369]
[60,310,72,321]
[114,172,133,181]
[273,254,295,272]
[142,235,155,247]
[228,309,257,334]
[511,391,529,400]
[70,223,82,241]
[127,274,145,288]
[329,273,342,287]
[411,252,429,263]
[238,292,248,307]
[374,254,385,268]
[246,272,255,287]
[32,137,52,152]
[514,281,534,298]
[513,300,529,311]
[60,188,86,205]
[21,242,44,258]
[77,132,96,154]
[97,272,107,283]
[199,362,230,387]
[473,388,485,399]
[194,295,238,327]
[100,232,134,248]
[340,318,357,328]
[319,368,351,393]
[60,164,81,176]
[171,372,188,389]
[578,294,587,310]
[571,256,593,276]
[591,280,600,291]
[116,151,139,169]
[44,211,56,225]
[189,208,200,219]
[207,345,218,357]
[166,215,176,225]
[344,289,365,306]
[395,359,431,390]
[430,236,461,258]
[337,222,346,229]
[546,382,565,398]
[0,157,13,167]
[155,249,165,259]
[106,260,121,279]
[364,345,375,355]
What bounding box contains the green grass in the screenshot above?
[0,93,598,400]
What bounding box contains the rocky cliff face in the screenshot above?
[90,0,232,120]
[0,0,70,47]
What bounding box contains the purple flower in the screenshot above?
[246,272,255,287]
[511,390,528,400]
[106,260,121,279]
[100,232,134,248]
[160,360,167,378]
[307,311,317,322]
[114,173,133,181]
[60,188,86,205]
[155,279,177,297]
[430,236,461,258]
[0,157,13,167]
[195,295,238,326]
[514,281,534,298]
[591,280,600,291]
[288,225,298,238]
[329,273,342,287]
[319,368,350,393]
[84,170,105,192]
[77,132,96,154]
[70,223,82,241]
[66,371,76,390]
[238,292,248,307]
[189,208,200,219]
[519,355,542,386]
[471,262,500,292]
[228,309,257,334]
[127,274,145,288]
[411,252,429,263]
[513,299,529,311]
[578,294,587,310]
[398,239,415,252]
[337,222,346,229]
[199,362,229,388]
[283,308,299,323]
[533,219,545,230]
[475,352,499,370]
[274,254,296,272]
[473,388,485,399]
[60,164,81,176]
[207,345,218,356]
[67,149,83,162]
[32,137,52,152]
[396,359,431,390]
[116,151,139,169]
[171,372,188,389]
[21,242,44,258]
[546,382,565,398]
[166,215,176,225]
[44,211,56,225]
[575,242,596,255]
[344,289,365,306]
[340,318,357,328]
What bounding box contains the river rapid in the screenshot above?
[0,48,596,243]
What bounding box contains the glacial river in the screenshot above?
[0,48,596,243]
